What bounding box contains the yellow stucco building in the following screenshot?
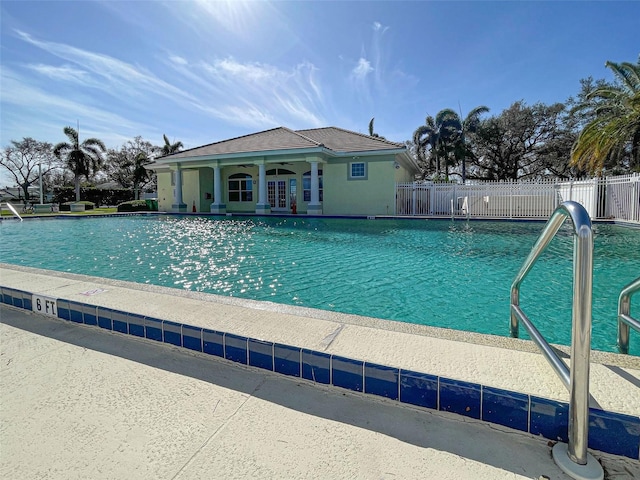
[148,126,419,216]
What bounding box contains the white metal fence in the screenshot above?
[395,173,640,222]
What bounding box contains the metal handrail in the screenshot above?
[618,277,640,354]
[510,201,593,467]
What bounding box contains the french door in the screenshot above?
[267,180,287,210]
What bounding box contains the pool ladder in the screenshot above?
[510,201,603,480]
[618,276,640,354]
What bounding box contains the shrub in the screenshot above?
[52,187,134,206]
[59,201,95,211]
[117,200,150,212]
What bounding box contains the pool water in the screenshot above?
[2,215,639,355]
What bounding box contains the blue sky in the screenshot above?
[1,0,639,160]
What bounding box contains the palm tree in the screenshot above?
[571,57,640,174]
[413,107,488,180]
[435,106,489,183]
[161,134,183,156]
[368,117,385,139]
[413,115,442,177]
[132,151,152,200]
[53,126,106,201]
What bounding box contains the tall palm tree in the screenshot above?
[161,134,184,156]
[435,106,489,183]
[53,126,106,201]
[571,57,640,174]
[413,115,441,177]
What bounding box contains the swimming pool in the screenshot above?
[2,215,639,355]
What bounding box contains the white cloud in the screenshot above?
[25,64,92,84]
[351,58,374,80]
[373,21,389,34]
[165,56,326,128]
[0,67,154,146]
[15,30,199,106]
[169,55,188,66]
[8,29,328,141]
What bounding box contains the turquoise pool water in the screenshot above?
[1,215,639,355]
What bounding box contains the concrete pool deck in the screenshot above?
[1,263,640,475]
[3,307,640,480]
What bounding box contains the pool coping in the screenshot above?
[1,263,639,460]
[1,210,639,226]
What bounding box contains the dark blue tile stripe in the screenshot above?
[183,325,203,352]
[439,378,481,419]
[248,339,273,371]
[332,355,363,392]
[3,289,639,460]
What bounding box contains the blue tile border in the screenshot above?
[224,334,247,365]
[111,310,128,334]
[57,299,70,321]
[3,291,639,461]
[439,377,481,419]
[127,313,145,338]
[163,321,182,347]
[589,408,640,459]
[83,304,98,326]
[482,386,529,432]
[144,317,163,342]
[96,306,113,330]
[68,301,84,324]
[364,362,399,400]
[302,349,330,384]
[274,343,301,377]
[203,328,224,357]
[400,370,438,410]
[248,339,273,371]
[530,396,569,442]
[182,324,203,352]
[332,355,363,392]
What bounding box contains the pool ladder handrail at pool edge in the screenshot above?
[618,276,640,354]
[510,201,603,480]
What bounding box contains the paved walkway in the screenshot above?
[2,307,639,479]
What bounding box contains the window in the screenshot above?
[302,170,323,202]
[349,162,367,180]
[171,171,176,186]
[228,173,253,202]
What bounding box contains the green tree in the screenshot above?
[53,126,106,201]
[570,57,640,174]
[435,106,489,183]
[105,136,156,199]
[160,134,183,156]
[0,138,58,202]
[471,101,567,180]
[413,115,443,178]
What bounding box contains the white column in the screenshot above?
[255,162,271,214]
[172,165,187,212]
[307,160,322,215]
[210,165,226,214]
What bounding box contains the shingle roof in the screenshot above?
[296,127,404,152]
[159,126,404,160]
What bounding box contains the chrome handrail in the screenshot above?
[510,201,593,467]
[618,277,640,354]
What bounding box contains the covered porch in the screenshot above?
[156,155,324,215]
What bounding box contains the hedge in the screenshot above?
[59,201,95,212]
[117,200,151,212]
[52,187,135,206]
